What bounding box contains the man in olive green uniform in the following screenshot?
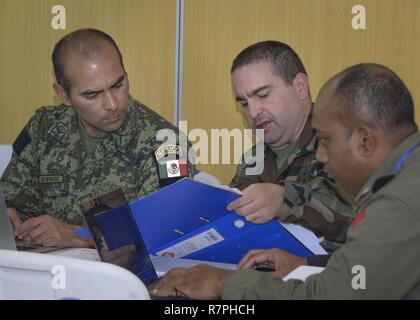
[227,41,353,242]
[154,63,420,299]
[0,29,194,248]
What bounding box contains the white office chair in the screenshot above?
[0,249,150,300]
[0,145,12,177]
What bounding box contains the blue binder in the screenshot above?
[128,178,314,264]
[76,178,315,264]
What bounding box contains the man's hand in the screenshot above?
[7,207,22,233]
[227,183,285,223]
[15,214,92,248]
[237,248,307,278]
[152,264,235,300]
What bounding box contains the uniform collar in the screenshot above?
[292,111,317,155]
[101,96,139,154]
[260,111,316,180]
[356,131,420,205]
[48,95,139,158]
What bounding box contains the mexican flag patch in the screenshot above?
[154,144,189,186]
[158,159,188,178]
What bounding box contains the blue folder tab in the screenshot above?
[129,178,240,252]
[76,178,315,264]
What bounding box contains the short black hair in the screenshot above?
[333,63,417,136]
[52,28,125,95]
[231,40,307,85]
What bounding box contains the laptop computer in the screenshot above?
[80,189,191,299]
[0,186,66,253]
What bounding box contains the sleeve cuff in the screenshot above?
[307,254,331,267]
[222,269,284,300]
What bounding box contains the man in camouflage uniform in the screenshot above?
[154,63,420,299]
[227,41,353,242]
[0,29,194,248]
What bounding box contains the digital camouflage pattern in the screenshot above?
[0,96,195,226]
[230,116,355,242]
[223,132,420,299]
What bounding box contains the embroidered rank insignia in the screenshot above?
[297,166,311,184]
[154,145,189,186]
[310,162,325,178]
[352,210,366,228]
[49,121,69,140]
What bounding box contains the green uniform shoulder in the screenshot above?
[13,104,75,156]
[356,133,420,219]
[31,104,75,127]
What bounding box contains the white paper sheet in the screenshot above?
[193,171,243,195]
[151,255,236,277]
[283,265,325,281]
[280,222,328,255]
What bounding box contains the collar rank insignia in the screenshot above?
[154,144,189,186]
[49,121,69,141]
[352,210,366,228]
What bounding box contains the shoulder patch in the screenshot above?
[154,144,189,186]
[48,121,69,141]
[13,126,31,156]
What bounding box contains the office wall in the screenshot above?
[1,0,419,184]
[183,0,420,183]
[0,0,176,143]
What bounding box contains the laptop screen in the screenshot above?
[81,189,158,285]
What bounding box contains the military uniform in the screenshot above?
[230,115,354,242]
[0,96,195,225]
[223,132,420,299]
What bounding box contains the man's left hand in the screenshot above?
[227,183,285,223]
[152,264,235,300]
[237,248,307,278]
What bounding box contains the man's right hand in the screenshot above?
[15,214,92,248]
[7,207,22,233]
[237,248,308,278]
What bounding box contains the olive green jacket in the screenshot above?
[223,132,420,299]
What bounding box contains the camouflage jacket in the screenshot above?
[230,116,354,242]
[223,132,420,299]
[0,97,195,225]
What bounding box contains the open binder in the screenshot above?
[76,177,321,264]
